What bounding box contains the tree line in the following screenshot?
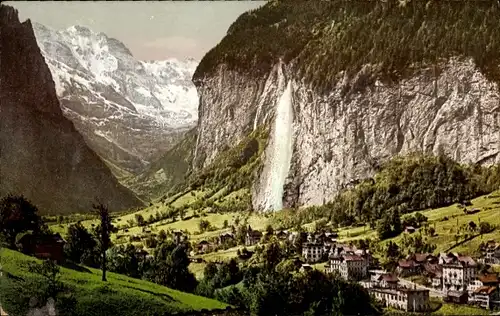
[195,0,500,94]
[273,154,500,234]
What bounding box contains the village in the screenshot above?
[189,227,500,313]
[21,212,500,315]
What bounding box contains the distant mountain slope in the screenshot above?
[124,128,197,201]
[0,5,143,214]
[32,23,199,174]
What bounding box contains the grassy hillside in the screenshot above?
[0,249,228,316]
[195,0,500,93]
[184,126,268,195]
[334,189,500,256]
[269,155,499,231]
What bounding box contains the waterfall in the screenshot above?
[262,80,294,211]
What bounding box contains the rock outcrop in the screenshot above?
[192,2,500,212]
[0,5,143,214]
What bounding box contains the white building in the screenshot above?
[440,253,477,293]
[302,242,324,263]
[370,287,430,312]
[468,273,500,308]
[327,254,368,281]
[471,286,499,309]
[483,241,500,264]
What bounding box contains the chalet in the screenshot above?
[375,273,399,289]
[404,226,416,234]
[369,270,390,283]
[471,286,499,309]
[238,248,254,260]
[422,262,443,289]
[172,230,185,244]
[468,273,500,297]
[197,240,210,254]
[300,264,313,273]
[411,253,437,265]
[398,253,437,277]
[464,208,480,215]
[275,230,288,240]
[245,228,263,246]
[397,259,418,277]
[314,232,329,244]
[440,253,477,293]
[287,231,299,242]
[336,243,357,254]
[326,232,339,239]
[16,233,66,262]
[482,241,500,264]
[219,232,235,245]
[302,242,324,263]
[327,254,368,281]
[369,287,430,312]
[444,291,468,304]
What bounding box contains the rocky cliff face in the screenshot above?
[32,23,199,174]
[0,5,143,214]
[194,56,500,212]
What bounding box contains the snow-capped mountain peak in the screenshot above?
[33,22,199,173]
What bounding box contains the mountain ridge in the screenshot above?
[33,22,199,174]
[0,4,143,214]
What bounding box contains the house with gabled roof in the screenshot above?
[245,228,263,246]
[471,286,499,309]
[440,253,477,293]
[397,259,418,277]
[326,253,368,281]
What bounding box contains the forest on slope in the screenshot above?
[195,0,500,93]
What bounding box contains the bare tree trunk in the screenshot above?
[102,249,107,282]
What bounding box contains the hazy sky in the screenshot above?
[6,1,265,61]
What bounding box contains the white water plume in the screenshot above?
[261,80,294,211]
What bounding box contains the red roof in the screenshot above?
[479,273,499,284]
[441,253,477,267]
[378,273,399,283]
[423,262,443,278]
[457,255,477,267]
[398,259,417,268]
[344,254,363,261]
[414,253,433,263]
[474,286,497,295]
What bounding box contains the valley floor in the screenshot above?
[44,187,500,315]
[48,190,500,277]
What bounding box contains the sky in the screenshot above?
[6,1,266,61]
